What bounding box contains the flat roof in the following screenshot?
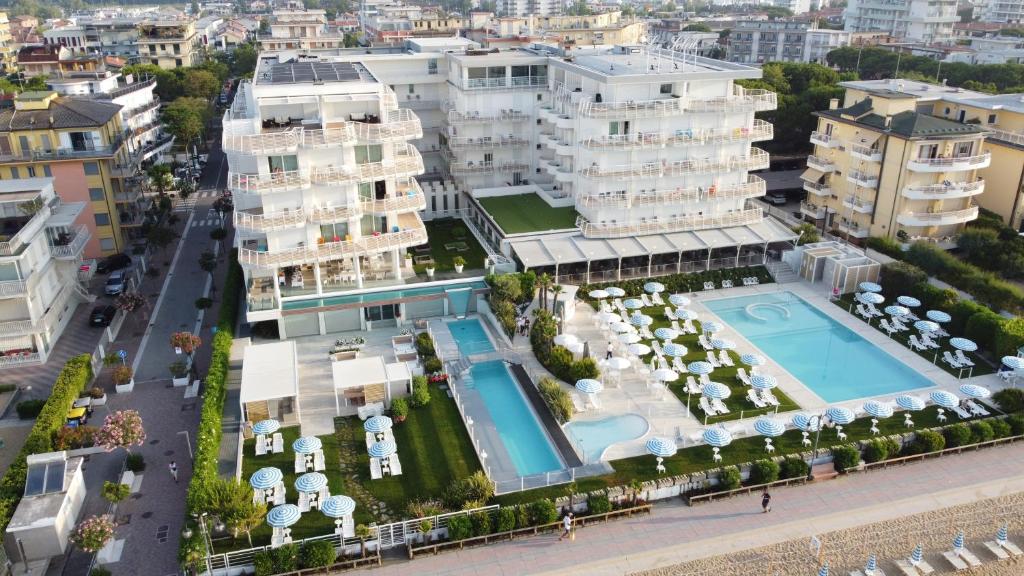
[475,192,578,235]
[332,356,388,389]
[0,178,51,198]
[240,341,299,403]
[264,60,371,85]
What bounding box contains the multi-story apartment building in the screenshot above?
[844,0,958,44]
[728,20,852,64]
[43,13,199,68]
[44,18,143,63]
[0,178,93,368]
[801,80,991,244]
[410,13,468,38]
[978,0,1024,24]
[138,18,200,69]
[0,91,144,259]
[497,0,561,17]
[16,45,105,77]
[0,12,15,74]
[259,9,349,51]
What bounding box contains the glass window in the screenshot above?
[511,65,530,77]
[267,155,298,172]
[94,213,111,226]
[530,65,547,77]
[84,162,100,175]
[18,135,29,153]
[407,84,415,94]
[660,83,673,94]
[99,238,116,251]
[354,145,382,164]
[89,188,105,201]
[487,66,505,79]
[10,167,18,179]
[955,141,973,156]
[427,59,438,74]
[467,67,486,79]
[320,223,348,241]
[988,114,997,124]
[357,182,373,200]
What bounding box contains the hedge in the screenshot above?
[538,378,574,424]
[0,354,93,535]
[579,265,772,301]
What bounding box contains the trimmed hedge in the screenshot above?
[580,265,772,302]
[538,378,573,424]
[0,354,93,535]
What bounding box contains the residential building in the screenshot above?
[410,13,468,38]
[16,45,104,77]
[0,179,92,367]
[0,91,143,258]
[260,9,349,51]
[43,19,141,62]
[843,0,958,44]
[363,5,422,45]
[470,12,646,49]
[801,81,990,244]
[944,35,1024,64]
[197,15,226,47]
[728,20,852,64]
[138,18,200,69]
[9,15,40,46]
[215,19,257,51]
[773,0,812,15]
[0,12,15,73]
[497,0,561,17]
[979,0,1024,24]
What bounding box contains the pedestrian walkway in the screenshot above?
[355,442,1024,576]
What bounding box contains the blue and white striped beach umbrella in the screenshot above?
[702,426,733,447]
[368,440,397,459]
[644,282,665,294]
[997,525,1009,543]
[896,394,926,411]
[959,384,991,399]
[266,504,302,528]
[953,530,965,550]
[669,294,691,307]
[295,472,328,494]
[898,296,922,307]
[687,361,715,375]
[926,310,952,323]
[858,292,885,305]
[1002,355,1024,371]
[597,311,618,324]
[750,374,777,390]
[575,379,604,395]
[675,308,698,321]
[885,305,910,317]
[865,555,877,574]
[630,314,654,327]
[252,419,281,435]
[949,337,978,352]
[588,289,610,300]
[363,415,393,434]
[818,562,829,576]
[863,401,894,419]
[605,287,626,298]
[859,282,882,293]
[711,338,736,350]
[702,382,731,400]
[740,353,766,367]
[645,437,678,458]
[701,321,723,333]
[792,413,822,432]
[250,467,283,490]
[911,544,924,564]
[618,332,641,345]
[753,417,786,437]
[825,406,855,425]
[623,298,644,310]
[292,436,323,454]
[930,390,960,409]
[654,327,679,340]
[320,495,356,519]
[914,320,940,333]
[662,343,688,357]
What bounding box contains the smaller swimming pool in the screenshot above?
[448,318,495,356]
[564,414,649,463]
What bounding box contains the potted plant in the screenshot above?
[418,519,432,544]
[425,264,436,278]
[112,366,134,394]
[89,386,108,406]
[453,256,465,273]
[168,361,190,387]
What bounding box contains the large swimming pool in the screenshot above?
[448,318,495,356]
[704,292,933,402]
[468,361,563,476]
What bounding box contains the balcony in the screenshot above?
[0,280,27,299]
[800,201,826,219]
[809,131,840,148]
[842,195,875,214]
[580,149,770,180]
[233,207,306,233]
[802,180,832,197]
[581,120,773,149]
[449,160,530,175]
[447,135,529,150]
[847,170,879,189]
[361,179,426,214]
[0,200,54,258]
[987,128,1024,147]
[849,143,883,162]
[447,110,529,124]
[907,152,991,172]
[458,76,547,91]
[350,109,423,142]
[223,129,302,155]
[229,170,310,195]
[834,221,869,238]
[310,145,424,184]
[48,225,91,260]
[578,87,775,119]
[576,176,766,209]
[0,139,126,163]
[308,203,359,225]
[896,205,979,227]
[0,318,35,337]
[806,155,836,172]
[577,207,764,239]
[0,351,42,368]
[97,76,157,100]
[901,179,985,200]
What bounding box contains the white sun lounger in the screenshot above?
[671,320,682,332]
[641,294,653,307]
[983,540,1011,560]
[722,280,734,288]
[866,303,884,317]
[880,319,897,336]
[313,451,325,471]
[896,558,934,575]
[908,335,926,351]
[272,433,284,454]
[685,376,700,394]
[736,367,752,386]
[683,319,697,334]
[718,350,734,366]
[965,399,989,417]
[388,454,403,476]
[711,398,730,414]
[922,334,941,349]
[572,393,588,413]
[652,292,664,305]
[698,334,713,350]
[673,357,687,373]
[703,282,715,290]
[996,538,1023,556]
[706,351,721,367]
[747,388,767,408]
[942,351,963,368]
[664,307,676,320]
[856,304,872,320]
[954,350,975,367]
[699,396,716,415]
[952,404,973,419]
[761,390,781,406]
[699,373,712,386]
[370,457,383,480]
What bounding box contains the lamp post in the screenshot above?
[188,512,214,575]
[805,413,832,481]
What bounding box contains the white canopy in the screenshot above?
[332,356,406,416]
[240,341,299,406]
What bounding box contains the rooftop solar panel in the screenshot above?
[267,61,365,85]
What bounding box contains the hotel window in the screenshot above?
[84,162,100,175]
[10,167,19,179]
[267,155,298,173]
[988,114,997,124]
[99,238,116,251]
[26,166,36,177]
[659,83,673,94]
[43,165,51,177]
[354,145,382,165]
[89,188,105,201]
[954,141,973,157]
[917,144,938,159]
[94,213,110,226]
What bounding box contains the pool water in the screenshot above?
[704,292,933,402]
[468,361,563,475]
[564,414,649,463]
[446,288,473,319]
[448,318,495,356]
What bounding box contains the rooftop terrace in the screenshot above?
[476,191,578,235]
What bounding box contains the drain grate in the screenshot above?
[142,511,154,519]
[156,524,169,543]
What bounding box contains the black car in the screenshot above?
[90,305,117,327]
[96,253,132,274]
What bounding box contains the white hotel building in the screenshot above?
[228,43,796,337]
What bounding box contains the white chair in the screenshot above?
[747,388,767,408]
[389,453,403,476]
[908,335,927,352]
[942,351,963,369]
[273,486,286,505]
[965,400,989,417]
[880,319,897,336]
[870,419,880,436]
[922,334,941,350]
[711,398,730,414]
[937,409,947,423]
[836,426,847,441]
[294,454,306,474]
[904,414,915,429]
[370,457,383,480]
[718,350,734,367]
[256,435,267,456]
[712,447,722,463]
[954,350,975,367]
[801,431,811,447]
[314,451,326,471]
[298,491,311,513]
[892,318,909,331]
[736,368,752,386]
[764,438,775,454]
[706,350,721,368]
[272,433,284,454]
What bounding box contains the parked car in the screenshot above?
[764,193,788,206]
[105,270,127,296]
[90,305,117,327]
[96,253,132,274]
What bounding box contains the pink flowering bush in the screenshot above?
[95,410,146,453]
[70,514,116,552]
[170,332,202,354]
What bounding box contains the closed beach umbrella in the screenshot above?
[605,357,632,371]
[623,298,644,310]
[858,292,885,305]
[701,381,731,399]
[662,343,688,357]
[610,321,635,333]
[898,296,922,308]
[750,374,777,390]
[628,343,652,356]
[740,353,766,367]
[818,562,830,576]
[368,440,397,459]
[675,308,698,321]
[363,415,393,434]
[575,379,604,394]
[825,406,855,425]
[618,332,641,344]
[295,472,328,493]
[959,384,991,399]
[669,294,691,306]
[320,495,356,519]
[645,437,677,458]
[926,310,952,323]
[953,530,965,550]
[630,314,653,327]
[998,525,1009,543]
[292,436,323,454]
[914,320,939,333]
[859,282,882,293]
[266,504,302,528]
[688,361,715,375]
[644,282,665,294]
[753,417,786,437]
[862,401,894,418]
[792,413,822,432]
[701,321,723,333]
[653,368,679,382]
[250,467,283,490]
[702,426,733,447]
[553,333,579,347]
[865,555,878,575]
[930,390,959,409]
[1002,355,1024,371]
[949,337,977,352]
[911,544,924,564]
[711,338,736,350]
[252,419,281,435]
[885,305,910,317]
[895,394,926,411]
[654,327,679,340]
[589,289,610,300]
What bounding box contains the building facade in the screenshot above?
[0,12,15,74]
[259,9,348,51]
[138,19,200,69]
[844,0,958,44]
[979,0,1024,24]
[728,20,852,64]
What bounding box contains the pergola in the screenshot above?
[786,241,881,294]
[332,356,411,415]
[240,341,301,425]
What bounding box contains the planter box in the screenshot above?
[115,379,135,394]
[172,376,190,387]
[91,394,108,406]
[454,265,464,273]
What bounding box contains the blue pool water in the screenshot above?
[448,318,495,356]
[564,414,649,463]
[704,292,933,402]
[446,288,473,318]
[468,361,563,475]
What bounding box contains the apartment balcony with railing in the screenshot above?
[580,120,773,149]
[0,200,55,258]
[48,225,90,260]
[310,145,424,184]
[847,170,879,189]
[223,128,302,155]
[361,179,426,214]
[806,155,837,172]
[809,132,841,149]
[0,280,28,299]
[800,201,826,219]
[901,179,985,200]
[576,207,764,239]
[576,176,766,209]
[907,152,991,172]
[447,109,529,124]
[834,220,869,238]
[350,109,423,143]
[842,195,875,214]
[896,204,979,227]
[230,170,310,196]
[579,149,770,180]
[233,207,307,233]
[987,128,1024,147]
[578,87,775,119]
[457,75,547,91]
[447,135,529,150]
[802,180,832,197]
[449,160,530,175]
[849,143,883,162]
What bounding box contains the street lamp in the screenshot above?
[804,413,833,481]
[191,512,214,575]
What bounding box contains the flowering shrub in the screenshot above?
[114,292,145,313]
[95,410,146,452]
[111,366,133,386]
[170,332,202,354]
[427,372,448,384]
[55,426,98,450]
[71,514,116,552]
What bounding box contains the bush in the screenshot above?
[538,378,573,423]
[1008,414,1024,436]
[569,357,600,382]
[486,273,522,303]
[272,543,298,573]
[880,261,927,299]
[0,384,15,393]
[415,332,435,356]
[779,457,809,479]
[862,439,890,463]
[717,466,741,490]
[443,471,494,509]
[410,375,431,408]
[965,310,1005,352]
[748,459,780,484]
[390,398,409,422]
[514,504,531,529]
[948,299,988,336]
[126,453,146,472]
[970,420,994,443]
[423,357,442,374]
[830,445,861,472]
[253,550,275,575]
[528,499,558,525]
[492,298,517,338]
[300,540,335,569]
[943,423,973,448]
[995,317,1024,359]
[518,270,536,303]
[866,236,902,258]
[470,511,491,536]
[102,481,130,504]
[496,507,516,532]
[993,388,1024,413]
[990,418,1012,439]
[446,515,472,540]
[90,568,112,576]
[55,426,97,450]
[912,429,946,454]
[586,493,612,514]
[16,399,45,419]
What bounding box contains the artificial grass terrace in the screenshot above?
[477,193,578,234]
[411,218,488,274]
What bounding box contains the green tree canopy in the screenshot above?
[162,97,211,149]
[682,23,712,32]
[184,69,220,100]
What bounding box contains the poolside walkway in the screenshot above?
[355,441,1024,576]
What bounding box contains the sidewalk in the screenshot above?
[355,442,1024,576]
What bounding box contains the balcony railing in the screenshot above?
[842,195,875,213]
[576,176,766,208]
[0,280,28,299]
[896,205,979,227]
[800,201,826,219]
[303,126,357,149]
[806,155,837,172]
[461,76,547,90]
[577,207,764,239]
[581,120,773,149]
[361,180,427,214]
[901,179,985,200]
[97,76,157,100]
[447,135,529,150]
[308,204,359,224]
[447,110,530,124]
[578,87,776,119]
[350,109,423,142]
[233,207,307,232]
[0,318,35,337]
[0,137,127,163]
[449,160,530,175]
[229,170,310,195]
[48,225,91,260]
[802,180,832,197]
[834,221,869,238]
[223,129,302,155]
[907,152,991,172]
[0,352,42,368]
[847,170,879,188]
[809,131,840,148]
[580,149,770,180]
[310,145,424,184]
[987,128,1024,147]
[0,201,53,257]
[849,143,883,162]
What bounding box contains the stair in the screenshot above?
[766,261,799,284]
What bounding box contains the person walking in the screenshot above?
[558,512,574,541]
[761,490,771,513]
[169,461,179,484]
[606,342,614,359]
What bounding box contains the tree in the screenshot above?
[24,76,48,91]
[793,223,820,245]
[230,43,258,77]
[191,0,200,14]
[355,524,371,557]
[162,97,212,158]
[172,331,203,378]
[147,164,173,196]
[115,291,147,329]
[146,225,178,257]
[102,481,130,504]
[683,23,712,32]
[537,273,552,311]
[122,63,184,101]
[96,410,146,454]
[343,32,360,48]
[550,284,563,314]
[210,228,228,252]
[205,478,267,547]
[198,250,218,294]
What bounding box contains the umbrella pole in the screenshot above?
[686,392,692,419]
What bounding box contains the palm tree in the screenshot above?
[550,284,563,314]
[629,478,643,506]
[538,273,552,311]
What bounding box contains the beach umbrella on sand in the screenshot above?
[953,530,965,551]
[669,294,691,306]
[998,525,1010,543]
[859,282,882,293]
[895,395,926,411]
[605,287,626,298]
[644,282,665,294]
[930,390,959,409]
[753,417,786,438]
[701,382,731,400]
[959,384,991,399]
[588,289,609,300]
[662,343,688,358]
[817,562,829,576]
[910,544,924,565]
[862,401,893,419]
[865,555,878,575]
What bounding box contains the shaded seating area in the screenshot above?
[241,341,301,433]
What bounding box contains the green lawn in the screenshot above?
[411,218,488,274]
[477,193,578,234]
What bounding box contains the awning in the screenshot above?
[800,168,824,183]
[605,237,649,258]
[635,234,678,255]
[545,236,587,263]
[851,132,881,148]
[510,239,555,268]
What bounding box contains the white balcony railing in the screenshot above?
[581,120,773,149]
[849,144,883,162]
[0,318,35,337]
[233,207,307,232]
[310,145,424,185]
[580,149,770,180]
[576,176,766,208]
[222,129,301,155]
[361,180,427,214]
[0,280,28,298]
[896,205,979,227]
[809,131,840,148]
[847,170,879,188]
[48,225,91,260]
[301,127,357,148]
[307,204,359,225]
[229,170,310,195]
[222,110,422,153]
[0,201,52,257]
[800,201,826,219]
[578,87,776,119]
[901,179,985,200]
[806,155,837,172]
[577,208,764,239]
[447,135,529,150]
[0,352,42,368]
[987,128,1024,147]
[449,161,530,175]
[447,110,530,124]
[842,195,875,213]
[802,180,832,197]
[350,110,423,142]
[834,221,870,238]
[907,152,991,172]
